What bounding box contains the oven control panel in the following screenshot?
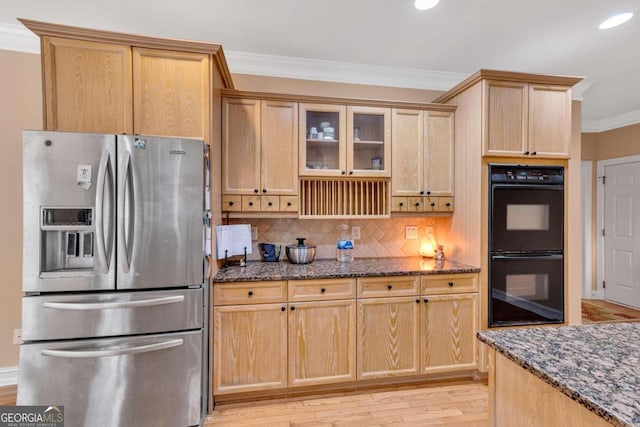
[490,165,564,185]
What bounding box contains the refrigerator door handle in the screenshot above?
[118,151,134,273]
[40,339,184,359]
[42,295,185,311]
[94,149,112,274]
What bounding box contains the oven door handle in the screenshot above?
[491,183,563,191]
[492,254,563,260]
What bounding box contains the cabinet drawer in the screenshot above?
[261,195,280,212]
[242,195,261,211]
[438,197,454,212]
[421,273,478,295]
[358,276,419,298]
[214,281,287,305]
[222,195,241,212]
[424,196,438,212]
[391,197,408,212]
[280,196,298,212]
[288,278,357,302]
[408,196,424,212]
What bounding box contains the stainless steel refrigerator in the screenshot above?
[18,130,209,427]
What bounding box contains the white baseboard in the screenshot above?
[0,366,18,386]
[590,291,604,300]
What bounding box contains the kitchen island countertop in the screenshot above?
[212,257,479,282]
[478,322,640,427]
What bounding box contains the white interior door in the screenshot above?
[603,162,640,308]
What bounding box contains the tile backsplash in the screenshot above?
[228,217,451,261]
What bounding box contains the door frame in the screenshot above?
[581,161,593,299]
[596,154,640,300]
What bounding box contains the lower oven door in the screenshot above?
[489,254,563,327]
[17,330,202,427]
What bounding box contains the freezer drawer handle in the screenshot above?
[42,295,185,311]
[41,338,183,359]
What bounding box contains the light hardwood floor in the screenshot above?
[205,381,489,426]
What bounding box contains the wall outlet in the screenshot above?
[405,225,418,240]
[251,226,258,241]
[13,329,21,345]
[352,225,361,240]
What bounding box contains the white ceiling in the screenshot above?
[1,0,638,132]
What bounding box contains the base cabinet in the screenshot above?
[288,300,357,387]
[213,303,287,394]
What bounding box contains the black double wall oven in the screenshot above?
[489,164,564,327]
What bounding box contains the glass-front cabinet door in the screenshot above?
[299,103,346,177]
[347,106,391,177]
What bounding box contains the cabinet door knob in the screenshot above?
[262,189,267,193]
[341,170,346,175]
[524,151,530,156]
[420,191,424,195]
[320,288,326,293]
[290,306,296,311]
[281,306,286,312]
[531,151,537,156]
[415,299,420,304]
[387,284,393,290]
[254,189,259,193]
[248,290,254,296]
[426,191,431,195]
[423,298,429,303]
[349,171,354,175]
[448,282,454,287]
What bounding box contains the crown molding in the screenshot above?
[582,108,640,133]
[225,50,468,91]
[0,22,39,53]
[2,22,639,132]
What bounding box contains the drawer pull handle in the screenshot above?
[229,201,234,206]
[448,282,454,287]
[446,203,451,207]
[399,202,404,207]
[248,202,253,206]
[430,202,436,207]
[281,306,286,312]
[248,291,254,296]
[387,284,393,290]
[320,288,326,293]
[414,202,420,207]
[268,202,273,206]
[424,298,429,303]
[290,306,296,311]
[287,202,292,206]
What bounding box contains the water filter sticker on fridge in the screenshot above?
[76,164,92,190]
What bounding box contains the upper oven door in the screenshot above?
[491,184,564,253]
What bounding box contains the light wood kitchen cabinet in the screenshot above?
[132,48,209,139]
[213,281,288,394]
[391,108,454,213]
[213,303,288,394]
[222,97,298,212]
[358,296,421,380]
[483,80,572,158]
[288,298,357,387]
[299,104,390,177]
[41,37,133,134]
[421,293,478,374]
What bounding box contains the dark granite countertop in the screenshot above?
[478,323,640,427]
[212,257,480,283]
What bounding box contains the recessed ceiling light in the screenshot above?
[415,0,440,11]
[599,12,633,29]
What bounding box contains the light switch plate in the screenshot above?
[251,226,258,241]
[405,225,418,240]
[13,329,21,345]
[352,225,361,240]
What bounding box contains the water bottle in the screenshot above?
[336,224,354,262]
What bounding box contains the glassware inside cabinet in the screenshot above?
[352,113,385,171]
[305,110,340,171]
